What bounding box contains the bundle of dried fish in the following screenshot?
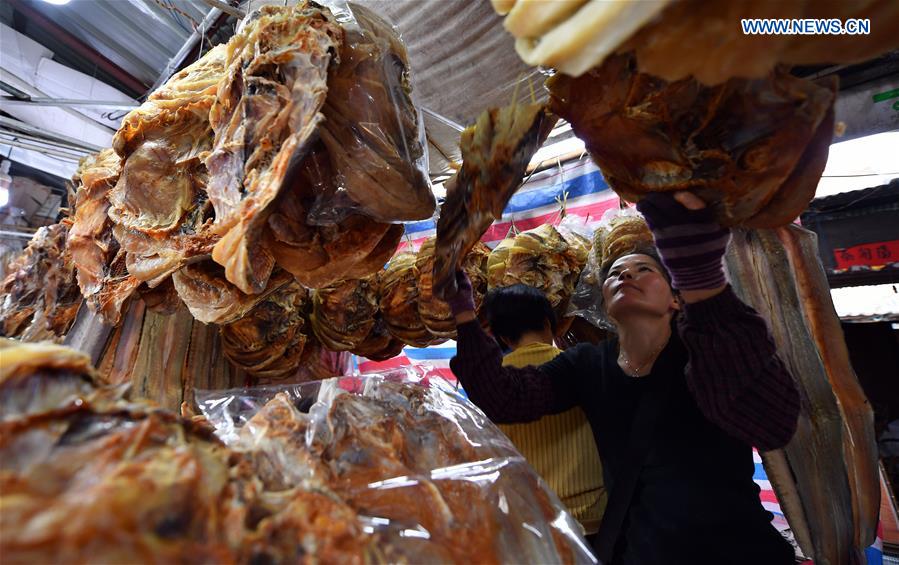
[378,252,435,347]
[109,44,226,290]
[206,4,343,294]
[596,215,654,271]
[318,3,434,222]
[350,318,405,361]
[67,150,124,299]
[0,223,81,341]
[0,339,377,563]
[311,275,379,352]
[486,224,585,308]
[265,150,404,289]
[548,52,836,228]
[66,149,141,325]
[418,238,490,339]
[567,213,654,329]
[221,282,310,380]
[309,269,405,361]
[493,0,899,83]
[433,103,556,300]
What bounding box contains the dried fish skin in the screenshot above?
[206,3,343,294]
[433,104,556,300]
[221,282,310,381]
[318,3,434,222]
[547,52,835,227]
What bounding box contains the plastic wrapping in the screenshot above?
[197,366,596,563]
[307,1,435,225]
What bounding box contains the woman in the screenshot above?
[447,192,800,564]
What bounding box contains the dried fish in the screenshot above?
[547,52,836,228]
[433,103,556,300]
[417,238,490,339]
[725,227,878,563]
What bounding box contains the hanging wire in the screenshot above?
[153,0,200,32]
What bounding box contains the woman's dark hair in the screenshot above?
[483,284,557,346]
[598,243,672,287]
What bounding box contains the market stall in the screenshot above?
[2,0,899,563]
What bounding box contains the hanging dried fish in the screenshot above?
[433,103,556,299]
[0,223,81,341]
[547,52,836,228]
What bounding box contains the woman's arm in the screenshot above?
[637,192,799,450]
[678,288,800,451]
[450,320,581,423]
[446,271,580,423]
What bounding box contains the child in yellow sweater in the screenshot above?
[483,284,606,536]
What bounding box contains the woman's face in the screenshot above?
[601,254,678,321]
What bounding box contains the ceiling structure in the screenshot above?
[1,0,897,230]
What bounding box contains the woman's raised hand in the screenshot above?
[636,191,731,294]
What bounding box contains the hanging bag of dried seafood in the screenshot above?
[307,1,435,225]
[486,223,588,318]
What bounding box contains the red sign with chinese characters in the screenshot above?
[833,239,899,270]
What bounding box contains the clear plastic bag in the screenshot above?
[196,366,596,563]
[306,1,435,225]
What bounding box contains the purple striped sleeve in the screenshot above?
[450,321,578,423]
[678,287,800,451]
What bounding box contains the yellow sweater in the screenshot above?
[498,342,606,535]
